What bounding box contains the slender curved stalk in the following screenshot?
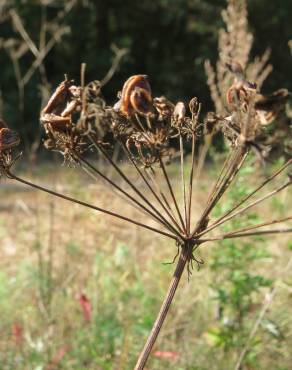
[76,154,181,237]
[179,135,187,227]
[209,158,292,229]
[191,146,249,237]
[159,157,187,233]
[8,171,177,240]
[187,133,196,233]
[120,142,184,235]
[196,179,292,239]
[89,136,182,237]
[134,243,193,370]
[198,227,292,243]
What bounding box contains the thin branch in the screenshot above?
[222,215,292,237]
[187,133,196,233]
[89,136,183,238]
[100,45,128,87]
[191,146,249,237]
[146,167,183,230]
[210,158,292,229]
[76,153,178,233]
[197,179,292,238]
[199,227,292,243]
[8,172,177,240]
[22,27,69,86]
[159,156,187,234]
[179,135,187,230]
[120,142,184,235]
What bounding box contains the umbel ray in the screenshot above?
[1,66,291,370]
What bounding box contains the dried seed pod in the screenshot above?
[41,114,71,133]
[42,80,73,115]
[0,128,20,151]
[153,96,174,118]
[226,61,257,108]
[119,75,152,116]
[173,102,186,122]
[254,88,289,125]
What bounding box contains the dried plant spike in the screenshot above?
[119,75,152,116]
[0,127,20,151]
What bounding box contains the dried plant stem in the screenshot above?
[89,138,182,236]
[199,227,292,243]
[210,158,292,229]
[220,215,292,237]
[159,156,187,233]
[179,135,187,227]
[147,167,179,223]
[8,172,176,240]
[205,147,248,216]
[222,227,292,239]
[134,242,193,370]
[197,179,292,238]
[187,133,196,232]
[100,45,128,87]
[121,142,184,235]
[77,154,180,236]
[80,162,173,228]
[191,147,248,237]
[204,150,236,208]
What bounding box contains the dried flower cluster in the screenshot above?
[205,0,291,160]
[1,65,291,370]
[39,74,202,169]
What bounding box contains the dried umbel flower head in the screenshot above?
[40,78,99,162]
[114,77,201,166]
[38,75,193,167]
[5,65,292,370]
[214,62,291,161]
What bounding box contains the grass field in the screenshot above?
[0,157,291,370]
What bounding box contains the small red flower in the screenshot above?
[153,350,179,360]
[78,294,92,322]
[12,322,23,346]
[46,346,69,370]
